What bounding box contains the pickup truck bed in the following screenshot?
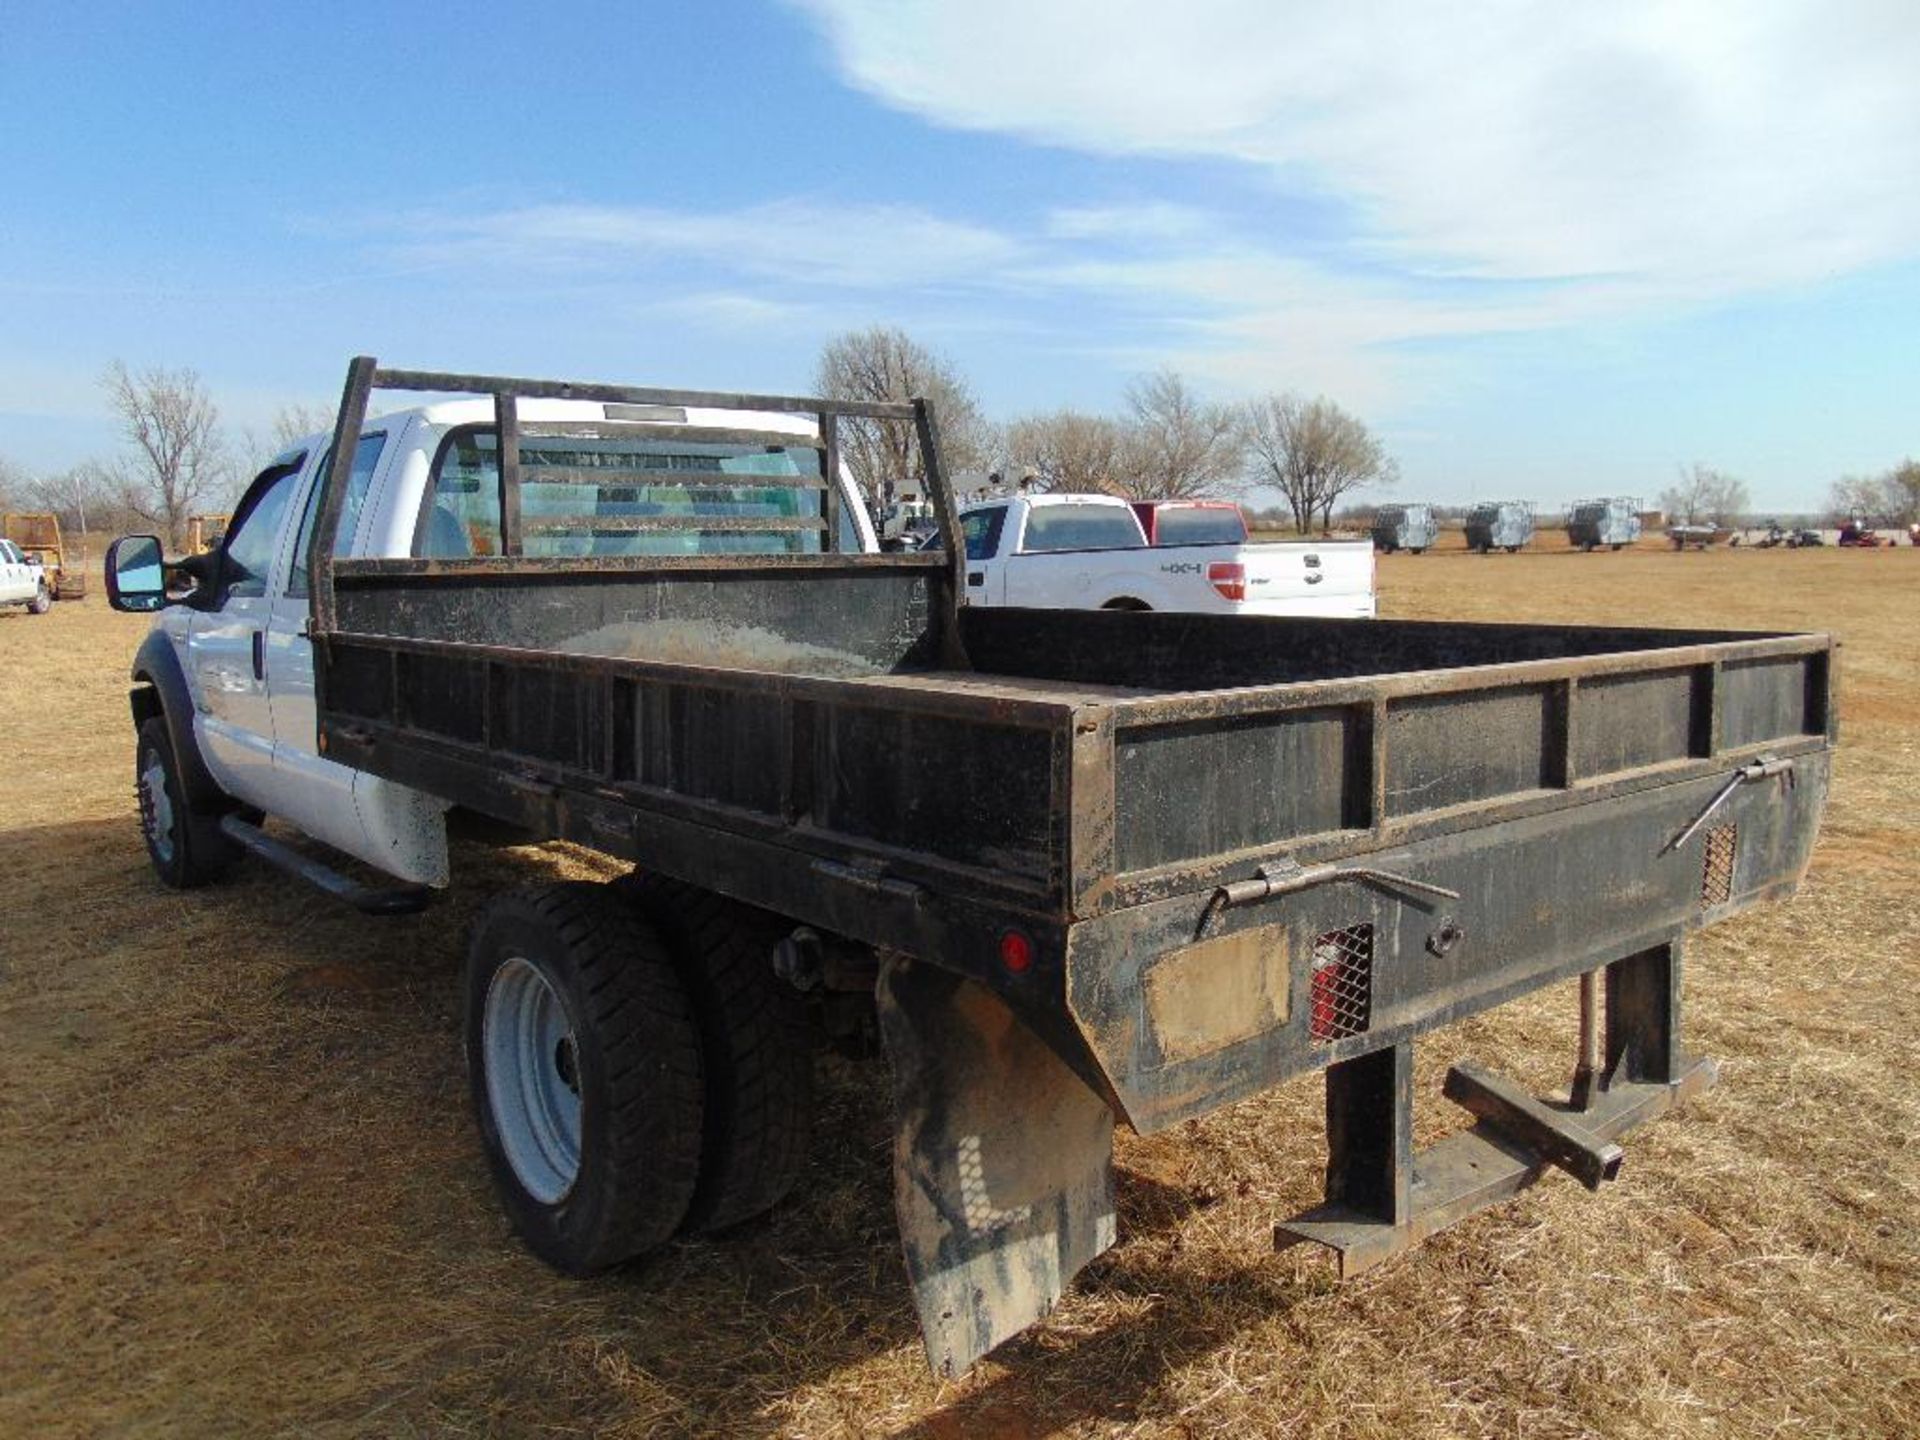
[283,363,1835,1376]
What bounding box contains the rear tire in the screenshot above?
[617,873,814,1232]
[466,883,705,1271]
[27,582,50,615]
[135,717,238,888]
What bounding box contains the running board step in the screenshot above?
[219,815,432,916]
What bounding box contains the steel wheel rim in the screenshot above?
[139,755,175,864]
[483,956,584,1205]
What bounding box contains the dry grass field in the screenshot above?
[2,543,1915,1439]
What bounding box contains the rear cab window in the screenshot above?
[417,427,844,558]
[1150,505,1246,546]
[1018,505,1145,554]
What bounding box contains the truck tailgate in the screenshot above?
[1238,540,1373,616]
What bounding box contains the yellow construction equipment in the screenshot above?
[185,513,231,553]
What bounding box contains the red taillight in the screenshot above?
[999,930,1034,974]
[1206,560,1247,602]
[1309,959,1342,1040]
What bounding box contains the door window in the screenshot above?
[960,506,1007,561]
[288,434,388,597]
[221,466,303,599]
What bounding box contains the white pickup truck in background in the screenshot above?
[0,538,51,614]
[952,493,1374,617]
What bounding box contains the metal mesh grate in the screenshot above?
[1309,924,1374,1043]
[1701,823,1738,906]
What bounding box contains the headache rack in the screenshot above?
[306,356,970,660]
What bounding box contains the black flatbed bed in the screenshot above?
[306,360,1834,1376]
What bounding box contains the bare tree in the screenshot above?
[1120,371,1245,500]
[1824,468,1915,529]
[1661,463,1749,527]
[28,461,115,543]
[272,403,335,452]
[0,455,28,512]
[1243,393,1397,533]
[1883,459,1920,528]
[1002,409,1132,494]
[102,360,230,550]
[1831,460,1920,530]
[813,327,992,506]
[239,402,337,474]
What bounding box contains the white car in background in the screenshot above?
[0,538,51,614]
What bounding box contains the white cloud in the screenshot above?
[791,1,1920,292]
[642,292,823,331]
[389,199,1021,290]
[1044,203,1215,243]
[363,192,1614,409]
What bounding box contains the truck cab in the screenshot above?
[141,397,876,885]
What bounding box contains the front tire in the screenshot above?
[466,884,705,1271]
[135,717,238,888]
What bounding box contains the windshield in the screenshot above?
[1019,505,1145,553]
[1151,506,1245,546]
[420,428,844,558]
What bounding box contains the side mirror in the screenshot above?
[105,535,168,612]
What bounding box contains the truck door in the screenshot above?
[262,429,448,885]
[260,434,383,850]
[960,505,1009,604]
[0,541,24,602]
[185,459,304,806]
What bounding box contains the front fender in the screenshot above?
[130,628,230,815]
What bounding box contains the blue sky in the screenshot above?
[3,0,1916,511]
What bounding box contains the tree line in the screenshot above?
[815,325,1395,532]
[1654,459,1919,531]
[1826,462,1920,530]
[11,330,1904,551]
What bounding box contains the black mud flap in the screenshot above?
[877,955,1116,1377]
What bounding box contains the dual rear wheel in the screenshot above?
[464,875,813,1273]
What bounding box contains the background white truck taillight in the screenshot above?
[1207,560,1247,601]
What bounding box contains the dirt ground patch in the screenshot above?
[2,546,1916,1438]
